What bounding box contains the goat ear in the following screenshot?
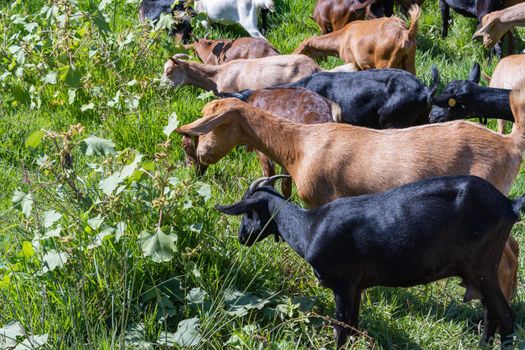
[177,109,235,136]
[468,63,481,84]
[215,198,263,215]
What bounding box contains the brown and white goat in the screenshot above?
[487,55,525,133]
[164,54,358,93]
[182,87,341,197]
[185,37,280,65]
[313,0,374,34]
[474,3,525,49]
[294,5,420,73]
[178,92,525,302]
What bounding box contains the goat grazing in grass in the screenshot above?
[217,175,519,348]
[178,90,525,302]
[429,63,514,123]
[294,5,420,73]
[182,87,341,197]
[185,37,279,65]
[232,67,439,129]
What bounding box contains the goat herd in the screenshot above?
[140,0,525,347]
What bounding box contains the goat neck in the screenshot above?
[262,192,312,258]
[236,107,306,174]
[185,61,220,92]
[475,87,514,121]
[293,30,343,59]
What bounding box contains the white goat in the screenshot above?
[194,0,275,39]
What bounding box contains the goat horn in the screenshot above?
[248,174,292,194]
[204,32,211,39]
[173,53,191,61]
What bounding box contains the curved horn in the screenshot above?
[204,32,211,40]
[248,174,292,194]
[174,53,191,61]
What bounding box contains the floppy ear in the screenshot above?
[215,198,264,215]
[176,109,234,136]
[468,63,481,84]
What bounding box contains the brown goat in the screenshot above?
[487,55,525,133]
[185,37,280,65]
[178,92,525,302]
[182,87,341,197]
[295,5,420,73]
[474,3,525,48]
[313,0,374,34]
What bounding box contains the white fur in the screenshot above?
[194,0,275,39]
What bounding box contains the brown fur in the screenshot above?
[294,5,420,74]
[178,90,525,302]
[488,55,525,133]
[182,87,341,197]
[313,0,374,34]
[186,37,280,65]
[474,3,525,48]
[163,54,322,93]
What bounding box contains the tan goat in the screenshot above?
[488,55,525,133]
[474,3,525,48]
[163,54,356,93]
[294,5,420,74]
[178,92,525,302]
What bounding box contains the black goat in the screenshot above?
[217,175,519,348]
[439,0,505,57]
[222,68,439,129]
[430,63,514,123]
[139,0,194,43]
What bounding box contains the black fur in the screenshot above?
[429,63,513,123]
[217,175,520,348]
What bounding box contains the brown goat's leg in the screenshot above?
[281,170,292,198]
[255,150,275,177]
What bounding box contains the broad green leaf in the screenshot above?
[116,222,126,242]
[98,0,111,11]
[139,229,177,263]
[163,112,179,137]
[25,130,45,148]
[107,90,121,108]
[121,154,143,180]
[195,182,212,202]
[81,136,116,156]
[141,161,155,172]
[87,228,114,250]
[0,321,24,348]
[41,226,62,240]
[12,190,33,217]
[41,250,68,273]
[196,91,215,100]
[80,103,94,111]
[42,72,57,85]
[57,64,81,88]
[171,318,202,347]
[155,13,175,31]
[224,290,269,317]
[87,215,104,230]
[155,295,177,322]
[124,324,154,350]
[21,241,34,258]
[67,89,76,104]
[92,11,110,33]
[43,210,62,228]
[12,86,30,104]
[186,287,207,304]
[14,334,49,350]
[99,171,122,196]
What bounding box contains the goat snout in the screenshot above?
[428,106,448,123]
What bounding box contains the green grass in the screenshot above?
[0,0,524,349]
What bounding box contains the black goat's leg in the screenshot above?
[280,169,292,199]
[333,285,359,349]
[261,9,269,35]
[440,0,450,38]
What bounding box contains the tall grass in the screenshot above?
[0,0,524,349]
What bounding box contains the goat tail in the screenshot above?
[216,89,254,102]
[406,5,421,42]
[510,88,525,149]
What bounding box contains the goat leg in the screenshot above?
[333,285,360,349]
[440,0,450,38]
